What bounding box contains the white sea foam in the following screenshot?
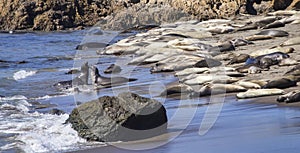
[0,96,105,153]
[13,70,37,80]
[0,111,101,152]
[16,114,89,153]
[0,95,27,101]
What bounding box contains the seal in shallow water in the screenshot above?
[89,65,137,87]
[54,62,89,90]
[104,64,122,74]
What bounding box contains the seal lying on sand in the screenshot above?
[227,54,250,65]
[277,90,300,103]
[236,89,284,99]
[198,84,247,96]
[255,30,289,37]
[89,65,137,87]
[263,78,297,89]
[285,64,300,76]
[245,52,290,68]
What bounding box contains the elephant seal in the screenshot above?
[160,83,194,97]
[255,30,289,37]
[236,89,284,99]
[54,62,89,90]
[235,81,261,89]
[248,66,263,74]
[279,58,298,66]
[280,37,300,46]
[230,39,254,47]
[76,42,108,50]
[277,90,300,103]
[285,64,300,76]
[245,52,290,68]
[208,42,235,53]
[263,78,297,89]
[89,65,137,86]
[194,58,222,68]
[245,35,273,41]
[104,64,122,74]
[227,54,250,65]
[261,21,285,29]
[198,84,247,96]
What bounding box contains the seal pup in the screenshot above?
[277,90,300,103]
[89,65,137,87]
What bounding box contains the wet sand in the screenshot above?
[71,95,300,153]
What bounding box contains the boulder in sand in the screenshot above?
[67,92,167,142]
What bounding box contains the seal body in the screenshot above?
[104,64,122,74]
[90,65,137,87]
[277,90,300,103]
[263,78,297,89]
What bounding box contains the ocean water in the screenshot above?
[1,29,300,153]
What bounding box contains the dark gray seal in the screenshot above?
[255,30,289,37]
[90,65,137,86]
[54,62,89,90]
[263,78,297,89]
[104,64,122,74]
[76,42,108,50]
[194,58,222,68]
[208,42,235,54]
[277,90,300,103]
[245,52,290,69]
[261,21,285,29]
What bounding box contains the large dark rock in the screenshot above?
[67,92,168,142]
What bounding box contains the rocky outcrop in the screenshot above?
[98,3,192,30]
[0,0,137,31]
[1,0,299,31]
[67,92,167,142]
